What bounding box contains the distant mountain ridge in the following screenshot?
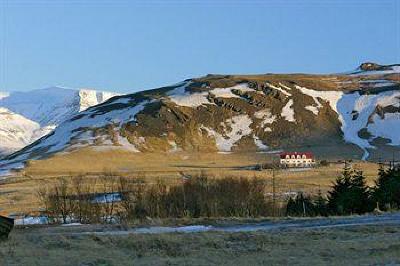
[0,87,119,156]
[1,63,399,174]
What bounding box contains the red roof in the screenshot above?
[279,152,314,159]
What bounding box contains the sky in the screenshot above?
[0,0,399,93]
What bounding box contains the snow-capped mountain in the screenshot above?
[0,87,119,156]
[1,63,399,174]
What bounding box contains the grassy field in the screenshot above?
[1,223,399,265]
[0,150,380,215]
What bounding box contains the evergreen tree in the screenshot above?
[327,162,353,215]
[327,163,372,215]
[373,165,400,210]
[349,170,373,213]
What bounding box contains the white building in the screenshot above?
[280,152,315,168]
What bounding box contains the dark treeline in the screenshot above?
[36,163,400,224]
[287,163,400,216]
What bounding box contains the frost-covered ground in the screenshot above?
[17,212,400,235]
[3,215,400,266]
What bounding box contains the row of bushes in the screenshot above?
[37,174,121,224]
[37,173,282,224]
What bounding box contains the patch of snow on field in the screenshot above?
[201,115,253,151]
[368,113,400,145]
[92,192,122,203]
[281,99,295,122]
[15,216,49,225]
[61,223,83,227]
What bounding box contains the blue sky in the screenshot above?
[1,0,399,93]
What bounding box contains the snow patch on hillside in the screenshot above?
[168,82,211,107]
[337,90,400,159]
[305,106,319,115]
[368,113,400,145]
[266,83,291,96]
[202,115,253,151]
[254,109,276,130]
[295,85,343,114]
[211,88,240,98]
[211,84,256,98]
[281,99,295,122]
[0,108,41,154]
[78,90,119,111]
[116,133,140,152]
[168,83,257,106]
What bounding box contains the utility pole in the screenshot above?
[391,152,395,170]
[272,168,276,217]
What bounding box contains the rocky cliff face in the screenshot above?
[1,63,399,173]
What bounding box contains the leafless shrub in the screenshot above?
[37,173,279,224]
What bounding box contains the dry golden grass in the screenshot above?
[22,148,276,175]
[1,224,400,265]
[0,148,380,216]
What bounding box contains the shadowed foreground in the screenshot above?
[1,218,400,266]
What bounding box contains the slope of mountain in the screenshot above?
[0,87,119,156]
[0,108,46,155]
[1,63,399,174]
